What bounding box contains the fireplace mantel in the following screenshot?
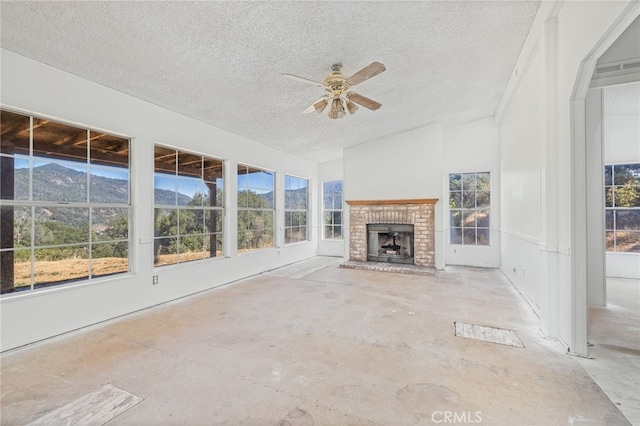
[346,199,438,268]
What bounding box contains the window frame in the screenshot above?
[604,162,640,254]
[284,174,310,245]
[448,171,491,246]
[0,109,132,295]
[153,145,225,267]
[237,163,275,253]
[322,180,343,241]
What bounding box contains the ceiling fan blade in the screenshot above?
[346,92,382,110]
[302,95,330,113]
[282,73,326,87]
[345,62,386,86]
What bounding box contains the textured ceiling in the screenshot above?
[0,1,540,162]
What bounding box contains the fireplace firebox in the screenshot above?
[367,224,414,264]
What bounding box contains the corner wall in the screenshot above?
[0,49,319,351]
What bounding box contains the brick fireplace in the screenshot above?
[346,199,438,268]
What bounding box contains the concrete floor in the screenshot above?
[0,260,632,425]
[580,277,640,426]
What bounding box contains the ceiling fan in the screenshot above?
[282,62,386,119]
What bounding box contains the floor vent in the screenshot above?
[28,384,143,425]
[454,322,525,348]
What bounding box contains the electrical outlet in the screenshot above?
[152,275,159,285]
[512,267,517,273]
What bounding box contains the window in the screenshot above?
[154,146,223,266]
[0,110,130,294]
[284,175,309,244]
[605,163,640,253]
[237,164,274,252]
[449,172,490,245]
[322,180,343,240]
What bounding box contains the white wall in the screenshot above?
[0,49,319,351]
[317,157,345,257]
[585,88,606,305]
[344,123,445,269]
[603,82,640,279]
[499,45,543,314]
[443,118,501,268]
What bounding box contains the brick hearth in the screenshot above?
[345,199,438,268]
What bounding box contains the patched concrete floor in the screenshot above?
[0,261,632,425]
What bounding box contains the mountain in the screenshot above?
[14,162,191,207]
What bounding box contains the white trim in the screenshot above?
[568,1,640,357]
[500,228,540,246]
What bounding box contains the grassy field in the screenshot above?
[12,251,224,289]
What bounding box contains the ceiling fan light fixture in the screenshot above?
[313,98,329,113]
[328,98,346,119]
[345,99,358,115]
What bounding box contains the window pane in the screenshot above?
[179,209,204,235]
[463,173,476,190]
[92,242,128,277]
[34,245,89,286]
[476,191,490,208]
[154,173,177,205]
[613,184,640,207]
[333,226,342,240]
[179,234,206,262]
[613,164,640,186]
[449,192,462,209]
[605,186,613,208]
[333,211,342,225]
[90,132,129,167]
[154,237,177,266]
[605,210,614,230]
[155,208,177,237]
[32,158,88,202]
[1,111,30,156]
[9,206,31,248]
[93,207,128,242]
[462,190,475,208]
[33,119,87,167]
[449,174,462,190]
[476,210,490,228]
[604,165,612,186]
[203,180,222,208]
[450,211,462,227]
[476,173,490,191]
[605,231,615,252]
[205,209,222,234]
[285,211,293,227]
[11,249,31,293]
[2,154,30,201]
[90,165,129,204]
[463,228,476,245]
[34,207,89,246]
[450,228,462,244]
[324,225,333,239]
[462,211,476,228]
[177,176,203,206]
[615,210,640,230]
[477,228,490,245]
[615,231,640,253]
